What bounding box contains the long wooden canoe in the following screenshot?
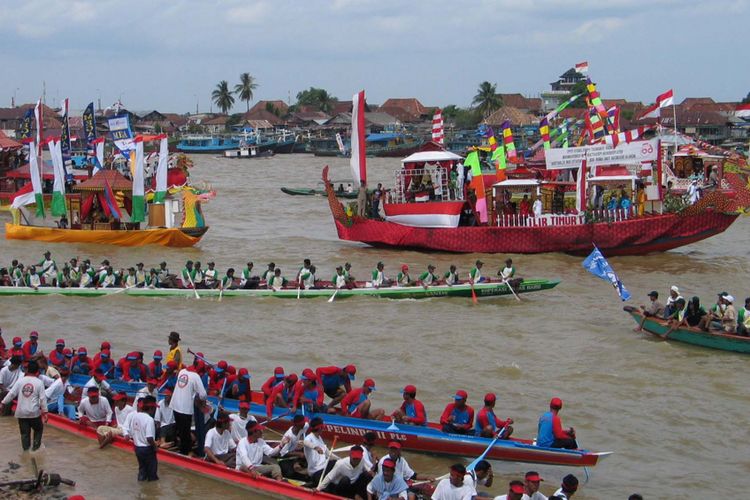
[0,278,559,300]
[623,305,750,354]
[45,414,343,499]
[69,375,610,468]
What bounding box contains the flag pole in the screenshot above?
[672,102,678,157]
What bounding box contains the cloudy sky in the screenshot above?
[1,0,748,113]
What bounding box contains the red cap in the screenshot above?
[100,349,110,358]
[382,458,396,469]
[274,366,285,376]
[350,448,364,459]
[163,388,173,395]
[55,339,65,346]
[29,331,39,338]
[403,384,417,394]
[454,390,468,400]
[94,371,106,380]
[147,378,158,385]
[401,264,408,271]
[239,401,250,409]
[286,373,298,383]
[364,378,376,389]
[550,397,563,409]
[239,368,250,379]
[525,472,543,482]
[387,441,401,449]
[166,360,178,369]
[216,360,228,371]
[301,368,316,380]
[101,341,111,349]
[153,350,163,359]
[510,483,525,494]
[344,364,357,375]
[12,336,22,345]
[112,392,127,401]
[484,393,496,403]
[63,348,73,357]
[78,347,88,355]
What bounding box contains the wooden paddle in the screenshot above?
[470,280,478,304]
[501,276,521,302]
[317,435,338,489]
[186,272,200,300]
[467,426,506,471]
[327,288,339,303]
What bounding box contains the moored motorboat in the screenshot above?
[623,305,750,354]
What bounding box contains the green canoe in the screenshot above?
[623,306,750,354]
[0,278,559,300]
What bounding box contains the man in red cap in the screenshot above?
[317,445,370,497]
[78,386,113,429]
[229,400,256,444]
[148,350,164,379]
[377,440,433,486]
[292,368,325,414]
[159,360,179,391]
[0,360,47,451]
[315,364,356,407]
[523,471,546,500]
[204,415,237,468]
[536,397,577,449]
[155,388,176,446]
[396,264,414,287]
[71,347,92,375]
[135,378,159,405]
[119,352,147,382]
[21,331,40,361]
[97,391,135,447]
[367,456,409,499]
[208,360,230,396]
[431,463,477,499]
[236,420,283,479]
[229,368,252,401]
[49,339,67,369]
[302,417,331,484]
[341,378,384,420]
[130,395,159,481]
[493,480,525,500]
[440,390,475,435]
[392,384,427,426]
[92,349,114,378]
[8,337,23,360]
[261,366,285,402]
[475,393,513,438]
[266,373,297,419]
[277,414,308,479]
[92,341,112,366]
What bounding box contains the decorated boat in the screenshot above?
[325,91,748,256]
[68,375,610,468]
[623,305,750,354]
[45,414,343,499]
[176,135,241,153]
[0,277,559,300]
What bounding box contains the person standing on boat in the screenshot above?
[633,291,665,332]
[367,457,409,500]
[475,393,513,438]
[166,331,183,370]
[170,363,207,455]
[130,395,159,481]
[443,265,459,286]
[315,364,356,407]
[469,260,485,284]
[431,463,476,500]
[371,262,391,288]
[392,384,427,426]
[236,420,283,479]
[0,360,47,451]
[341,378,385,420]
[536,397,577,449]
[440,390,475,435]
[371,183,384,218]
[357,180,368,217]
[38,251,57,286]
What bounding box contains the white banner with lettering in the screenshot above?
[545,139,659,170]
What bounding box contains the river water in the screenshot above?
[1,153,749,499]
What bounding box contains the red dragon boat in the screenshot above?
[326,92,748,256]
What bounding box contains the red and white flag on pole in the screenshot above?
[736,103,750,118]
[639,89,675,119]
[575,61,589,74]
[431,108,444,145]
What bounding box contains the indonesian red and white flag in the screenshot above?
[575,61,589,74]
[349,90,367,186]
[736,103,750,118]
[639,89,675,119]
[431,108,444,145]
[9,182,34,209]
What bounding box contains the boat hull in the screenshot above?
[45,414,342,499]
[624,306,750,354]
[281,187,358,199]
[0,278,559,299]
[4,223,203,248]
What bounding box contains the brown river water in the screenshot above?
[1,154,749,499]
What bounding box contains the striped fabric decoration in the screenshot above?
[539,118,551,150]
[586,107,606,143]
[586,80,610,134]
[607,106,620,133]
[603,125,656,148]
[431,108,444,145]
[501,120,517,160]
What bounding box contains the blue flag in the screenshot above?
[582,246,631,301]
[18,109,34,142]
[82,102,97,144]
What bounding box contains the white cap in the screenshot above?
[725,295,734,303]
[670,285,679,293]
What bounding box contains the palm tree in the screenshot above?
[212,80,235,114]
[234,73,259,112]
[472,81,502,118]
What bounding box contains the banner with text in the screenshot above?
[107,114,135,159]
[544,138,659,170]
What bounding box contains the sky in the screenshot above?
[1,0,748,113]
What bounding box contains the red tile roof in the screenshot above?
[484,107,537,127]
[0,130,22,150]
[73,169,132,192]
[248,100,289,115]
[381,98,427,117]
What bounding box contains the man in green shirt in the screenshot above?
[180,260,196,289]
[418,265,438,288]
[469,260,484,284]
[443,265,459,286]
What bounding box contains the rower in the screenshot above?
[418,264,438,287]
[536,397,577,449]
[367,457,409,500]
[298,259,315,289]
[552,474,579,499]
[261,262,276,282]
[297,258,312,284]
[193,261,205,288]
[391,384,427,426]
[71,347,92,375]
[21,330,40,360]
[204,261,219,289]
[240,261,258,289]
[208,360,230,396]
[340,378,385,420]
[97,391,135,448]
[464,460,493,497]
[469,260,485,284]
[93,350,114,378]
[498,258,516,280]
[204,415,237,468]
[8,336,23,360]
[222,268,238,290]
[317,445,370,498]
[48,338,67,369]
[78,386,113,429]
[396,265,414,287]
[432,463,476,500]
[376,441,434,489]
[0,356,23,411]
[475,393,513,438]
[124,267,137,287]
[293,368,325,413]
[148,350,164,379]
[371,261,391,288]
[440,390,475,435]
[166,331,183,369]
[522,471,546,500]
[26,265,42,289]
[266,373,298,419]
[84,368,113,398]
[315,364,356,407]
[229,400,257,444]
[38,250,57,286]
[99,267,116,288]
[158,261,178,288]
[45,366,76,420]
[229,368,252,401]
[135,263,146,287]
[303,417,332,485]
[277,414,309,480]
[261,366,285,402]
[236,420,283,479]
[155,389,176,446]
[11,261,24,287]
[121,352,148,382]
[333,266,347,289]
[92,341,112,366]
[134,378,159,405]
[268,268,287,291]
[79,263,94,288]
[180,260,195,289]
[343,262,355,287]
[361,431,379,472]
[146,268,160,288]
[494,480,525,500]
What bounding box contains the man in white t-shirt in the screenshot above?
[318,445,369,498]
[229,401,256,443]
[204,415,237,468]
[494,479,525,500]
[235,420,282,479]
[155,389,176,445]
[551,474,578,500]
[303,417,331,484]
[521,471,547,500]
[0,360,48,451]
[97,391,135,448]
[131,395,158,481]
[277,414,309,480]
[532,197,543,217]
[169,367,207,455]
[432,463,476,500]
[78,386,113,428]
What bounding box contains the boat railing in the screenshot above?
[495,208,635,227]
[389,167,463,204]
